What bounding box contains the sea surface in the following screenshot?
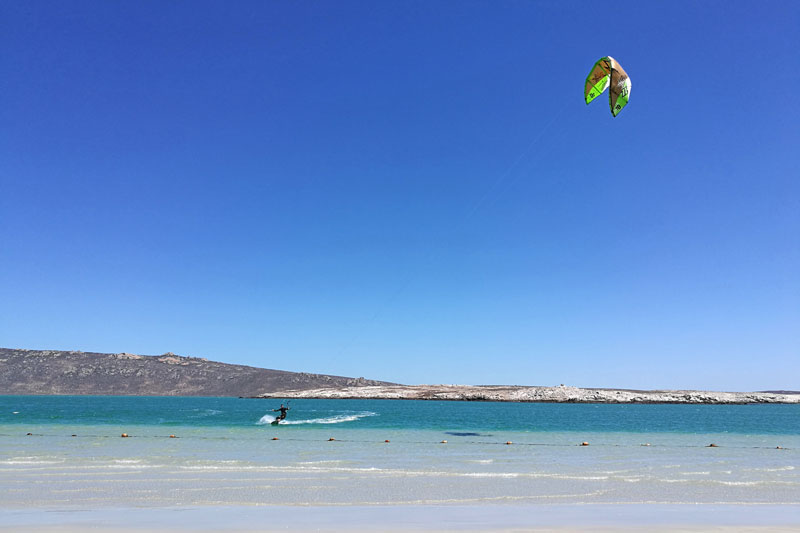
[1,395,798,509]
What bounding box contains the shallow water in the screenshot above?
[1,396,798,508]
[4,395,799,434]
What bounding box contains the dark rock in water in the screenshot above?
[445,432,489,437]
[0,347,392,397]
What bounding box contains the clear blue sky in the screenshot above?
[2,1,798,390]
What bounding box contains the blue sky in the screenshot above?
[2,1,798,390]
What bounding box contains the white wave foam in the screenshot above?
[464,472,519,478]
[1,460,64,465]
[179,465,252,471]
[710,480,798,487]
[107,463,162,469]
[744,465,795,472]
[294,460,345,465]
[282,411,378,425]
[257,411,377,425]
[256,414,277,425]
[549,475,609,481]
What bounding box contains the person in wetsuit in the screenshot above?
[272,404,290,422]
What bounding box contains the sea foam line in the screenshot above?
[256,411,377,425]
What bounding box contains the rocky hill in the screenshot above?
[0,348,390,397]
[256,384,800,404]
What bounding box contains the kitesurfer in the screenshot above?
[272,404,290,422]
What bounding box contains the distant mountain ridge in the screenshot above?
[0,348,391,397]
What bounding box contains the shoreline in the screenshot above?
[3,504,800,532]
[252,384,800,404]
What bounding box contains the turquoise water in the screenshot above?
[3,395,799,434]
[1,396,798,508]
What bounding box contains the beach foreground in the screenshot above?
[2,397,799,531]
[3,504,800,532]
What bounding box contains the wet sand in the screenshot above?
[2,504,799,532]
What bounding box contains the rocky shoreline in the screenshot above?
[255,384,800,404]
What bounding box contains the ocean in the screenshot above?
[1,395,798,509]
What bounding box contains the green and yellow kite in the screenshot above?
[584,56,631,117]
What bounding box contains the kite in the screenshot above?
[584,56,631,117]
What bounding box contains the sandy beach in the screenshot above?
[3,504,800,532]
[3,397,798,532]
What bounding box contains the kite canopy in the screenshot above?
[584,56,631,117]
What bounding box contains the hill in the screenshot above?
[0,348,389,397]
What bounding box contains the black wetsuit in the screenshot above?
[273,406,289,421]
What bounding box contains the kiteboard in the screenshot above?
[271,419,281,426]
